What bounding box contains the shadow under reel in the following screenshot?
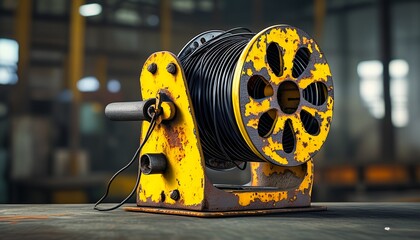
[103,24,334,217]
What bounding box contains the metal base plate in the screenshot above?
[124,205,326,218]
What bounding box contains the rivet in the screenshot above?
[166,63,177,74]
[170,189,180,201]
[147,63,157,74]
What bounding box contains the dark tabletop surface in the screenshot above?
[0,203,419,239]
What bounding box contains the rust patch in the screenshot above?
[162,124,184,151]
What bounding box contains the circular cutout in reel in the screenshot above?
[232,25,334,167]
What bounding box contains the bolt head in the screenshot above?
[170,189,180,201]
[166,63,177,74]
[147,63,157,74]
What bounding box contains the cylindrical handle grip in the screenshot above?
[105,99,156,121]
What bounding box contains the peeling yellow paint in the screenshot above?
[138,52,205,206]
[311,63,332,81]
[245,35,267,72]
[246,118,259,129]
[243,160,314,206]
[250,162,261,185]
[261,137,287,165]
[244,98,271,117]
[266,27,300,83]
[315,43,323,58]
[246,68,253,76]
[298,63,332,89]
[234,191,288,206]
[298,160,313,195]
[260,162,306,178]
[292,98,334,163]
[272,115,286,135]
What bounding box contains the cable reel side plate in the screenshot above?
[232,25,334,167]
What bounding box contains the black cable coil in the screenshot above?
[179,28,259,165]
[179,28,321,168]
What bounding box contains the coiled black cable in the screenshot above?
[179,28,261,164]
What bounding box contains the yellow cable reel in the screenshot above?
[232,25,334,167]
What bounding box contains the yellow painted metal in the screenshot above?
[233,160,313,207]
[232,25,333,167]
[160,101,176,121]
[138,52,206,208]
[250,161,308,187]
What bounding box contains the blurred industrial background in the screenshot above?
[0,0,419,204]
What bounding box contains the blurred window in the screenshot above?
[77,76,100,92]
[114,8,141,25]
[357,59,409,127]
[79,3,102,17]
[0,38,18,85]
[107,79,121,93]
[172,0,195,13]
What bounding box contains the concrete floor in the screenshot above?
[0,203,419,239]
